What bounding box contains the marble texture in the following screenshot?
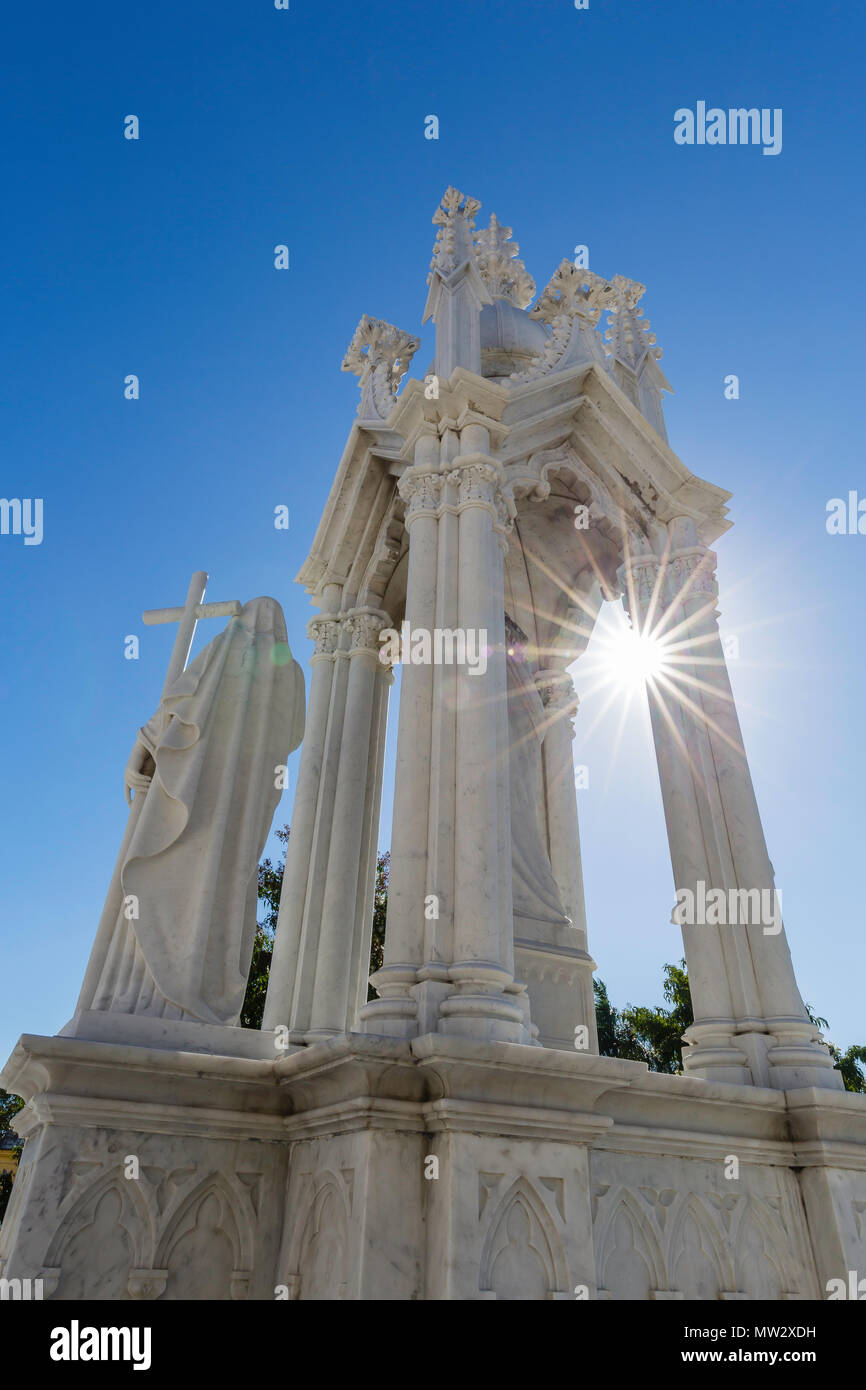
[1,185,862,1302]
[2,1031,864,1300]
[274,183,838,1088]
[72,596,304,1033]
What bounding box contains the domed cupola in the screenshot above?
[475,215,551,382]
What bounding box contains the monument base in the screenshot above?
[2,1030,865,1300]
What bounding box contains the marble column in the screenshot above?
[263,598,343,1036]
[304,608,392,1042]
[262,590,390,1046]
[535,667,598,1052]
[362,427,530,1043]
[360,433,441,1037]
[438,438,527,1041]
[417,468,460,1035]
[622,517,840,1090]
[350,656,393,1028]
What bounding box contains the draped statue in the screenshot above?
[74,589,305,1028]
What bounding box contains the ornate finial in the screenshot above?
[424,187,492,376]
[602,275,662,372]
[436,185,482,220]
[341,314,420,421]
[508,262,614,385]
[474,214,536,309]
[428,186,483,280]
[600,275,672,440]
[530,261,616,326]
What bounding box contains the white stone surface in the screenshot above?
[3,1032,864,1300]
[1,184,861,1302]
[74,596,304,1032]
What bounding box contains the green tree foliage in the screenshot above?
[619,960,694,1074]
[240,827,391,1027]
[592,978,649,1063]
[240,824,289,1029]
[594,961,693,1072]
[805,1005,866,1093]
[596,968,865,1090]
[368,852,389,1000]
[0,1089,23,1140]
[0,1088,24,1226]
[0,1171,14,1225]
[833,1046,866,1093]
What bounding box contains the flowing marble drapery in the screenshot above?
[84,597,305,1026]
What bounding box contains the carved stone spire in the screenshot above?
[602,274,673,440]
[428,186,482,275]
[341,314,420,422]
[423,186,492,379]
[474,214,536,308]
[602,275,656,371]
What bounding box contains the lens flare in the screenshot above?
[602,626,669,692]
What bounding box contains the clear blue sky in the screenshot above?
[2,0,864,1060]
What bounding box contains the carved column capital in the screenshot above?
[344,608,392,659]
[535,668,579,733]
[399,460,515,541]
[398,469,443,521]
[618,544,719,627]
[617,554,663,627]
[307,615,343,658]
[446,460,496,503]
[666,546,719,612]
[446,459,516,536]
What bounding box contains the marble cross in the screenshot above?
[142,570,242,698]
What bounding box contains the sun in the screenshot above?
[598,622,669,693]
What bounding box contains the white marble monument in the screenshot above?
[2,190,865,1302]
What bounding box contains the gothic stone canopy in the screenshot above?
[300,186,730,666]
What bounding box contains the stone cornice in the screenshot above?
[1,1034,285,1142]
[386,370,511,446]
[503,362,731,543]
[297,359,731,601]
[6,1032,866,1173]
[283,1095,427,1140]
[24,1093,287,1143]
[590,1124,796,1167]
[423,1097,613,1145]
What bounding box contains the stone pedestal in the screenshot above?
[4,1029,865,1301]
[0,1034,288,1301]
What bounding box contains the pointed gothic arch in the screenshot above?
[45,1163,154,1273]
[668,1193,733,1299]
[284,1170,351,1302]
[152,1172,252,1301]
[732,1198,792,1300]
[478,1175,568,1300]
[596,1187,667,1297]
[155,1170,252,1272]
